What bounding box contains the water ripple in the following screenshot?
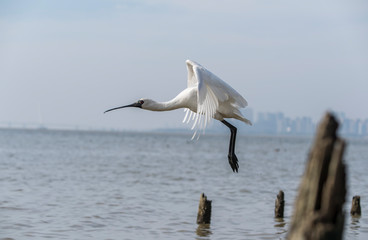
[0,129,367,239]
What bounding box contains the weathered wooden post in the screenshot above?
[288,112,347,240]
[197,193,212,224]
[350,196,361,216]
[275,190,285,218]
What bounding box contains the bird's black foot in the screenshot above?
[228,154,239,173]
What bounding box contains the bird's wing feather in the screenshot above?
[192,65,218,129]
[186,60,247,107]
[185,60,248,138]
[186,60,197,88]
[184,60,247,138]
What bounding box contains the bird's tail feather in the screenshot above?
[241,118,252,126]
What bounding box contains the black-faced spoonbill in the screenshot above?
[105,60,252,172]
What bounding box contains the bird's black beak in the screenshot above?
[104,102,142,114]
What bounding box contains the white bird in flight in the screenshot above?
[105,60,252,172]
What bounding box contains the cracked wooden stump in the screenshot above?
[288,112,347,240]
[275,190,285,218]
[197,193,212,224]
[350,196,361,216]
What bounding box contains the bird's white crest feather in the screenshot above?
[184,60,247,139]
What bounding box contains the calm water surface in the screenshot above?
[1,129,367,240]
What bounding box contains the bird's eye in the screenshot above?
[139,100,144,104]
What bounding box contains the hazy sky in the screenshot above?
[1,0,367,131]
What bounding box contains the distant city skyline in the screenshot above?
[241,109,368,136]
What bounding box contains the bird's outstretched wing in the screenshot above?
[184,60,247,138]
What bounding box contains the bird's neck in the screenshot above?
[149,99,183,111]
[145,88,196,112]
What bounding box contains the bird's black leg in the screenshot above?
[221,120,239,172]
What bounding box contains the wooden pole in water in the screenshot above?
[275,190,285,218]
[288,112,347,240]
[350,196,361,216]
[197,193,212,224]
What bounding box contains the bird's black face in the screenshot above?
[104,100,144,113]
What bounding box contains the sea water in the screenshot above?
[1,129,367,240]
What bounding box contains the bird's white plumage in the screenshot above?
[184,60,249,138]
[105,59,251,172]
